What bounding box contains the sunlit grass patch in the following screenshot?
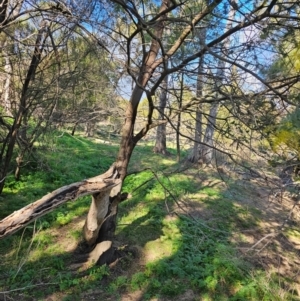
[200,186,221,197]
[0,134,296,300]
[143,215,182,263]
[285,228,300,238]
[117,203,151,227]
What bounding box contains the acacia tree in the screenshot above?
[1,0,300,266]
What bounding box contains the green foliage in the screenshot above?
[108,275,128,292]
[118,170,287,300]
[270,108,300,159]
[59,265,109,291]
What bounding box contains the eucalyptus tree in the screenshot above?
[199,1,236,164]
[188,25,207,163]
[153,74,169,154]
[1,0,300,267]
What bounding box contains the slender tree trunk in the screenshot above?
[176,73,183,162]
[71,121,79,136]
[176,112,181,162]
[201,102,219,164]
[153,75,168,154]
[14,153,23,181]
[189,107,203,162]
[188,28,206,163]
[2,43,12,115]
[14,121,28,181]
[199,5,235,164]
[0,0,8,26]
[0,24,48,193]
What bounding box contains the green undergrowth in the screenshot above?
[111,170,292,301]
[0,132,295,300]
[0,132,116,219]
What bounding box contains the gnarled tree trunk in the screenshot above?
[80,0,171,264]
[0,165,120,238]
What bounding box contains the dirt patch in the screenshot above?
[227,168,300,296]
[168,166,300,297]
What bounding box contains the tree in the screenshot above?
[264,19,300,171]
[48,35,118,136]
[1,0,300,267]
[188,27,207,163]
[0,1,114,187]
[188,0,236,164]
[153,74,169,154]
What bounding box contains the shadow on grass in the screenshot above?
[105,168,298,301]
[111,176,251,301]
[0,149,299,300]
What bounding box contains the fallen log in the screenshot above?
[0,165,121,239]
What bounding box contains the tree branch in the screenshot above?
[0,165,121,239]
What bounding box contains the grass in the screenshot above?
[116,171,282,301]
[0,131,298,300]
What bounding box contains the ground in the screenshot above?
[1,137,300,300]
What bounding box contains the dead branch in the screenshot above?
[0,165,120,239]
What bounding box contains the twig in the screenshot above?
[0,282,58,294]
[130,177,155,195]
[246,232,278,253]
[14,220,39,278]
[149,168,229,234]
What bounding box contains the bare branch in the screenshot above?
[0,165,120,239]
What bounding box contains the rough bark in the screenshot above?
[189,107,203,163]
[176,73,183,162]
[2,43,12,114]
[83,190,111,246]
[201,102,219,164]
